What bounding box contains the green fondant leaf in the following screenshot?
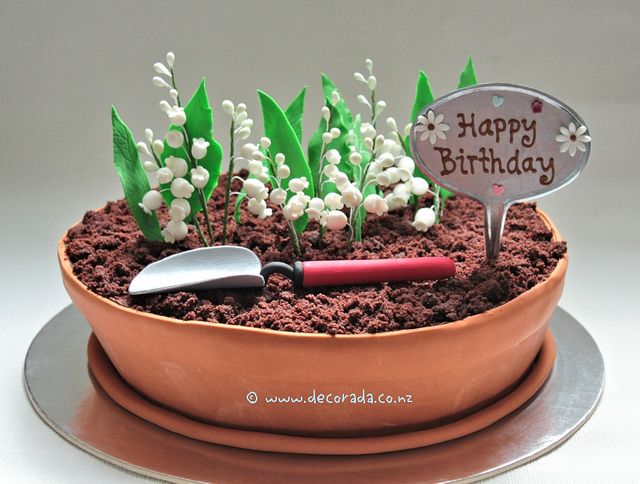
[258,90,314,234]
[410,71,435,122]
[458,56,478,89]
[284,87,306,142]
[111,106,163,241]
[161,79,223,216]
[233,192,247,224]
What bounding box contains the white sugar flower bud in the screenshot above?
[397,156,415,181]
[243,178,268,200]
[190,166,209,189]
[364,137,374,150]
[361,122,376,139]
[393,182,412,202]
[366,160,382,177]
[321,210,348,230]
[378,152,395,168]
[374,135,385,151]
[288,176,309,193]
[170,198,191,218]
[308,197,325,212]
[404,123,412,136]
[257,167,270,183]
[388,131,401,144]
[159,100,171,112]
[386,117,398,131]
[222,100,235,115]
[326,149,341,165]
[353,72,366,83]
[165,156,188,177]
[365,58,373,71]
[240,143,257,159]
[376,167,401,187]
[322,132,333,144]
[260,136,271,149]
[330,127,341,139]
[258,207,273,219]
[169,89,179,100]
[240,118,253,129]
[269,188,287,205]
[171,177,195,199]
[334,172,351,192]
[357,94,371,107]
[191,138,209,160]
[375,100,386,114]
[157,167,174,184]
[167,106,186,126]
[341,185,362,208]
[138,190,163,215]
[367,75,377,91]
[136,142,151,157]
[166,52,175,68]
[235,111,248,124]
[324,192,344,210]
[165,130,184,149]
[412,207,436,232]
[144,128,154,143]
[153,76,171,88]
[277,164,291,179]
[321,106,331,121]
[152,139,164,157]
[364,194,389,216]
[251,150,265,161]
[236,127,251,140]
[248,159,264,175]
[248,197,267,216]
[274,153,285,165]
[323,163,339,180]
[166,219,188,241]
[236,102,247,113]
[331,90,340,106]
[143,160,157,172]
[154,62,171,77]
[349,151,362,165]
[410,177,429,196]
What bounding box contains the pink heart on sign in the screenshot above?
[492,183,505,196]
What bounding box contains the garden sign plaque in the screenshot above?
[411,83,590,258]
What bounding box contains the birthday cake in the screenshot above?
[58,52,587,453]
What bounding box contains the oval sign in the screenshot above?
[411,83,590,258]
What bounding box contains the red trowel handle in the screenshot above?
[293,257,455,288]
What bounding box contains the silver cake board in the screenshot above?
[24,306,604,483]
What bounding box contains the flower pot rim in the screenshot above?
[58,206,567,341]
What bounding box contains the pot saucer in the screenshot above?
[25,306,604,482]
[87,331,556,455]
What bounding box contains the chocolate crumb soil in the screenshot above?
[65,177,566,334]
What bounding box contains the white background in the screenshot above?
[1,0,639,482]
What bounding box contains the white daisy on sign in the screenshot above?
[555,122,591,157]
[415,110,450,145]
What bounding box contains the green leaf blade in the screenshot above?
[410,71,435,122]
[458,56,478,88]
[258,90,314,234]
[111,106,163,241]
[284,87,306,142]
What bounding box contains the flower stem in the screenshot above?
[287,221,302,257]
[192,215,209,246]
[222,120,236,244]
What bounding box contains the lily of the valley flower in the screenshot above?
[412,207,436,232]
[165,156,188,177]
[138,190,163,215]
[166,106,186,126]
[164,129,184,148]
[321,210,348,230]
[191,138,209,160]
[170,177,195,199]
[156,167,174,184]
[190,166,210,189]
[364,194,389,216]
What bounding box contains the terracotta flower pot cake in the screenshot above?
[59,53,589,455]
